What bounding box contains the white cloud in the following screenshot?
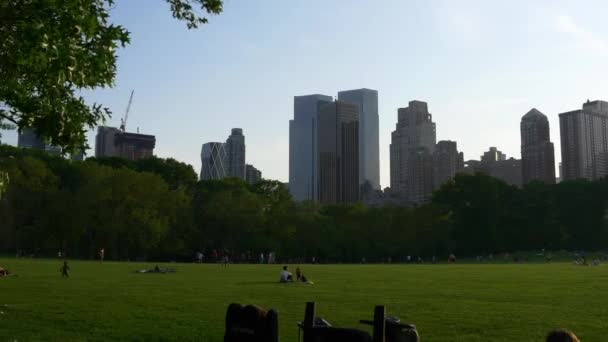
[554,14,608,55]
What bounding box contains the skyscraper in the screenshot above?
[95,126,120,157]
[225,128,246,179]
[17,128,61,156]
[560,100,608,181]
[317,101,359,204]
[289,94,333,201]
[245,164,262,185]
[200,142,227,180]
[338,89,380,189]
[390,100,436,204]
[521,108,556,184]
[433,140,464,190]
[408,146,434,204]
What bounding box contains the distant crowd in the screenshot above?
[193,249,280,264]
[188,249,607,266]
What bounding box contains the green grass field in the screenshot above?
[0,259,606,341]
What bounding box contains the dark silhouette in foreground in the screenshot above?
[546,329,580,342]
[299,302,419,342]
[222,302,582,342]
[224,303,278,342]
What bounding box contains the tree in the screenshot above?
[87,156,136,170]
[0,0,223,152]
[0,156,58,254]
[433,173,517,255]
[76,164,185,259]
[193,178,264,251]
[135,156,197,192]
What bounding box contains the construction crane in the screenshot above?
[120,90,135,132]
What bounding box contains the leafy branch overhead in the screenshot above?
[0,0,223,152]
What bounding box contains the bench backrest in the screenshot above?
[224,303,279,342]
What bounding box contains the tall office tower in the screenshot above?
[560,100,608,181]
[481,147,506,163]
[200,142,227,180]
[433,140,464,190]
[521,108,556,184]
[338,89,380,189]
[17,128,62,155]
[390,100,436,204]
[95,126,120,157]
[225,128,246,179]
[289,94,333,201]
[317,101,359,204]
[114,132,156,161]
[245,164,262,185]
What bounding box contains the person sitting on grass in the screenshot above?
[546,329,580,342]
[279,266,293,283]
[294,266,314,284]
[299,272,314,285]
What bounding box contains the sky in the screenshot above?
[4,0,608,187]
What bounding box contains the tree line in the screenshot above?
[1,145,607,262]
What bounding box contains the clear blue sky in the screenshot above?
[4,0,608,186]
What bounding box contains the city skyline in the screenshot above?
[2,1,608,186]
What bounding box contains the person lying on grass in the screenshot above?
[135,265,176,274]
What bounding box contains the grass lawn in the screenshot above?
[0,259,606,341]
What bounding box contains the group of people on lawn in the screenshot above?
[279,265,313,284]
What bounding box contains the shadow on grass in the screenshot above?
[235,281,289,286]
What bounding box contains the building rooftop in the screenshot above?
[522,108,547,120]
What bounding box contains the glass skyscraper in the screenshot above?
[337,89,380,190]
[288,94,333,201]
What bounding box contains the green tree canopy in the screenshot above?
[3,145,608,261]
[0,0,222,152]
